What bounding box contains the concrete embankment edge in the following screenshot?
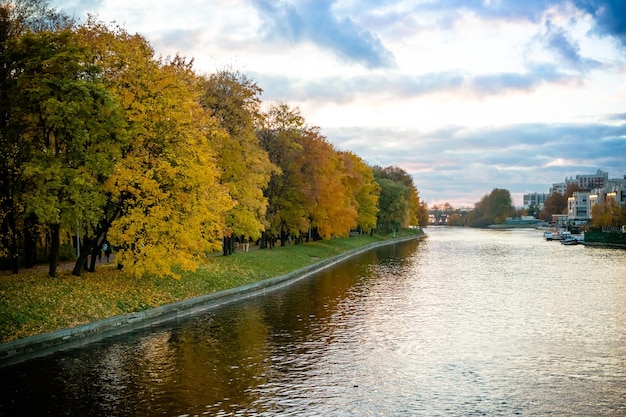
[0,234,424,368]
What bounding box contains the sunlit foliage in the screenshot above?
[202,69,277,247]
[0,11,425,277]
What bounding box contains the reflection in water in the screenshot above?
[1,229,625,416]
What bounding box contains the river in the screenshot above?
[1,227,625,416]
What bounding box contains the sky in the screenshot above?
[51,0,626,208]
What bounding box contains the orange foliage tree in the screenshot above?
[340,152,381,234]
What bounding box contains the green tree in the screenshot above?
[372,166,420,234]
[7,29,125,277]
[258,103,309,246]
[0,0,71,273]
[526,203,539,218]
[417,200,429,228]
[467,188,514,227]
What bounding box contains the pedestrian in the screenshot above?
[103,242,112,262]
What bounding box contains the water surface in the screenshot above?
[1,227,625,416]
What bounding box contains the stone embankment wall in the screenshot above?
[0,234,425,368]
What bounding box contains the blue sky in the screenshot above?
[52,0,626,207]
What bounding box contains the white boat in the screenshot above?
[552,230,572,240]
[560,236,579,245]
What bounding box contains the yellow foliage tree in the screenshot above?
[202,70,277,253]
[78,21,232,278]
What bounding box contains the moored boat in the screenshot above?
[560,236,579,245]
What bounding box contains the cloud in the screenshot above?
[251,0,395,68]
[363,1,626,51]
[152,28,206,52]
[540,21,602,71]
[469,64,576,95]
[252,63,579,104]
[48,0,626,207]
[324,119,626,206]
[251,71,468,103]
[573,0,626,46]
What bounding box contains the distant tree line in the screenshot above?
[0,0,427,278]
[447,184,626,229]
[447,188,515,227]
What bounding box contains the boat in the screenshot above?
[544,230,571,240]
[560,236,579,245]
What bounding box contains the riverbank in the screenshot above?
[0,230,424,367]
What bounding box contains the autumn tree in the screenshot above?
[298,128,359,240]
[107,59,232,278]
[258,103,309,247]
[539,193,566,221]
[466,188,514,227]
[258,103,380,244]
[340,151,380,233]
[591,199,626,229]
[76,20,232,278]
[201,69,276,254]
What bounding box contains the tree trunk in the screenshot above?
[8,208,19,274]
[48,223,60,278]
[72,237,90,276]
[1,197,19,274]
[88,244,99,272]
[222,236,232,256]
[23,214,38,269]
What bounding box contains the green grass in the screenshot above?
[0,230,422,343]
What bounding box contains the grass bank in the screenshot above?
[0,230,422,344]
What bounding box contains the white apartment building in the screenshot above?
[577,176,626,220]
[567,191,591,220]
[589,176,626,211]
[523,192,549,208]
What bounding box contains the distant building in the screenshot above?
[604,176,626,206]
[567,191,591,220]
[588,176,626,219]
[565,169,608,191]
[523,192,549,208]
[520,170,622,220]
[550,183,566,195]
